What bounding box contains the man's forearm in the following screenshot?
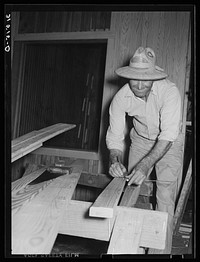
[109,149,123,164]
[137,140,173,173]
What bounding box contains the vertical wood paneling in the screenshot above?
[46,12,64,32]
[18,12,111,33]
[18,12,37,33]
[111,12,190,117]
[34,12,48,33]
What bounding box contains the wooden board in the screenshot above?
[89,177,126,218]
[119,185,142,207]
[12,170,81,254]
[173,159,192,233]
[11,123,76,162]
[12,167,47,192]
[12,123,67,148]
[59,200,116,241]
[107,207,168,254]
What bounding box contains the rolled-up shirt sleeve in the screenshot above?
[106,93,126,152]
[158,85,181,142]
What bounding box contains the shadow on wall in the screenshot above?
[98,75,130,174]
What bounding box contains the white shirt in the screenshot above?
[106,79,182,152]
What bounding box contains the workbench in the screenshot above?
[11,124,169,255]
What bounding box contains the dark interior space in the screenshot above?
[51,234,109,256]
[16,41,107,151]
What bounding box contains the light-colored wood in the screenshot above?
[12,167,47,192]
[58,200,116,241]
[186,121,192,126]
[11,123,76,162]
[12,171,81,254]
[119,182,152,207]
[12,142,43,163]
[32,147,99,160]
[119,185,141,207]
[12,174,53,215]
[14,31,115,41]
[119,183,152,254]
[107,206,144,254]
[107,207,168,254]
[12,124,65,147]
[12,130,39,147]
[89,177,126,218]
[173,159,192,232]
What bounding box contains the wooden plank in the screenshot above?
[12,171,81,254]
[12,142,43,162]
[107,207,168,254]
[12,123,67,148]
[12,130,38,147]
[89,177,126,218]
[11,123,76,162]
[119,183,152,254]
[12,176,54,215]
[173,159,192,233]
[119,185,142,207]
[32,147,99,160]
[58,200,116,241]
[12,167,47,193]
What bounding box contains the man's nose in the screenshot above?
[138,81,142,90]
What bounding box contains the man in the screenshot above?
[106,47,184,253]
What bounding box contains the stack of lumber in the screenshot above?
[11,124,169,255]
[88,177,168,254]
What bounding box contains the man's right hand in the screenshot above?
[109,162,127,178]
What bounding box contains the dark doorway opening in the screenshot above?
[15,41,107,151]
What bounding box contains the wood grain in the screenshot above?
[89,177,126,218]
[12,171,81,254]
[173,159,192,233]
[12,167,47,193]
[107,206,168,254]
[58,200,116,241]
[119,185,141,207]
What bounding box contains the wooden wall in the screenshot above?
[104,12,190,122]
[18,11,111,33]
[11,10,191,176]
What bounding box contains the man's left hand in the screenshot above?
[125,162,149,186]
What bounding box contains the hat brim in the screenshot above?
[115,66,168,80]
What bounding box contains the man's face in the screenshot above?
[129,80,153,99]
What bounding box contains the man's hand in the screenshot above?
[109,162,127,178]
[125,169,146,186]
[125,162,149,186]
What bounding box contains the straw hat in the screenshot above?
[115,47,168,80]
